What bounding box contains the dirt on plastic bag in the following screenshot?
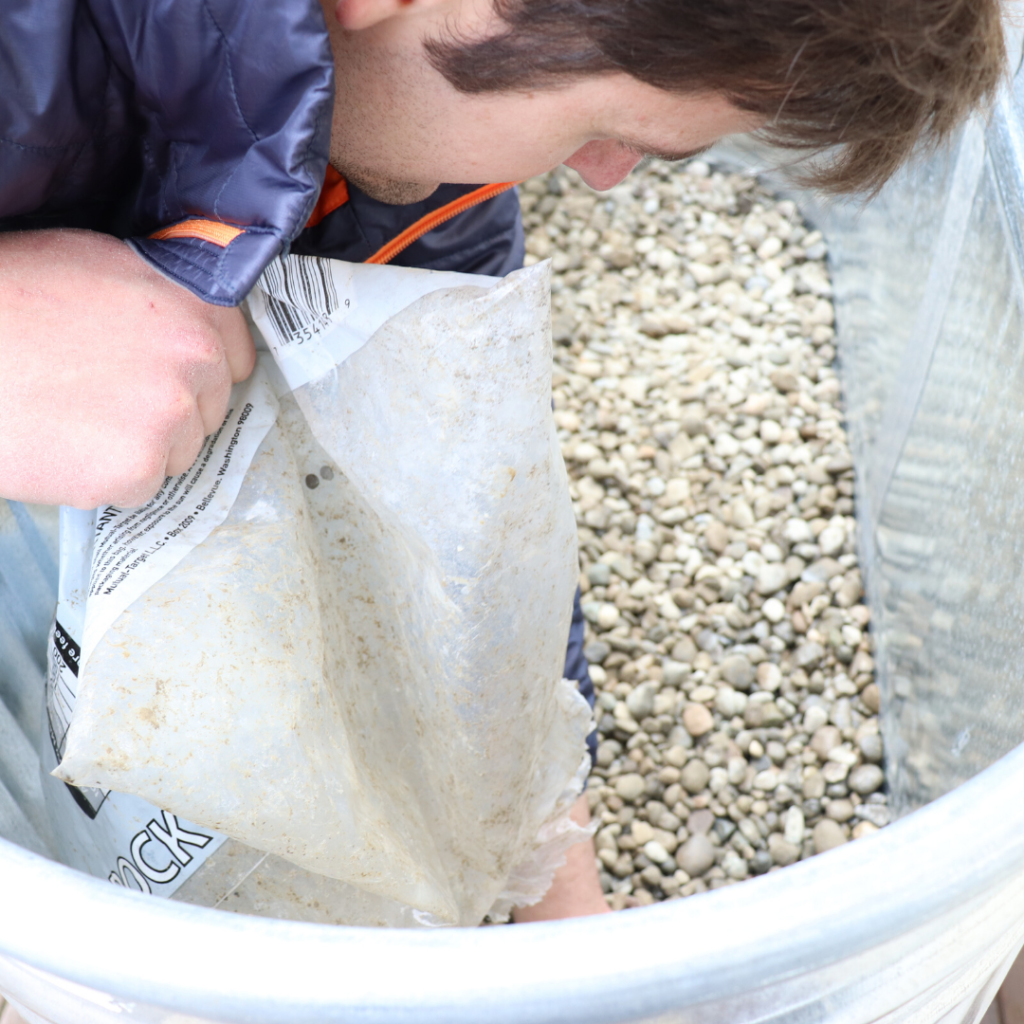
[42,257,592,926]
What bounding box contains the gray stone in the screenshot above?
[626,681,658,721]
[587,563,612,586]
[713,818,737,842]
[756,563,789,595]
[795,642,825,669]
[715,686,748,718]
[858,733,883,762]
[802,771,826,800]
[687,808,714,835]
[826,798,855,822]
[670,636,698,663]
[848,764,885,795]
[721,654,754,690]
[676,834,716,877]
[803,705,829,733]
[768,833,801,866]
[813,819,847,853]
[810,725,842,760]
[584,640,611,665]
[744,700,785,729]
[614,773,647,802]
[680,758,711,794]
[662,660,691,688]
[643,840,671,865]
[855,803,892,828]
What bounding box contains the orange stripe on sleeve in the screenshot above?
[149,219,244,247]
[365,182,518,265]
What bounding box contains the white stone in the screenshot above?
[783,806,806,845]
[818,525,846,557]
[783,518,814,544]
[756,563,788,595]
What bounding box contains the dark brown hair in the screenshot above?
[425,0,1007,192]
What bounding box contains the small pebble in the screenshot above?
[680,759,711,794]
[721,655,754,690]
[813,819,848,853]
[683,703,715,737]
[768,833,801,866]
[676,834,716,876]
[861,684,881,713]
[615,773,646,802]
[826,799,855,822]
[848,764,885,795]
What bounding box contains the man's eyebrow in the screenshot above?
[621,141,715,163]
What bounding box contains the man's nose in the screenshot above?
[563,141,643,191]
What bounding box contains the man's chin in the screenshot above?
[340,169,440,205]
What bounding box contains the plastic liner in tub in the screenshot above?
[7,58,1024,1024]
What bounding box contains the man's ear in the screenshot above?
[331,0,446,30]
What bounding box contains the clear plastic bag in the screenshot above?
[42,258,592,926]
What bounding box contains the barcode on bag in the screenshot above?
[259,256,350,347]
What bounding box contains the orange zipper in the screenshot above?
[365,182,519,265]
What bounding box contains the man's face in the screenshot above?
[323,0,760,204]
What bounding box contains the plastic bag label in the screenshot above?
[44,606,224,895]
[78,367,278,664]
[248,254,497,392]
[41,368,278,895]
[246,257,355,391]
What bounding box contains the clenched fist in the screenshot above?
[0,230,255,508]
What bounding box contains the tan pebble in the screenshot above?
[631,820,654,845]
[683,703,715,737]
[810,725,842,759]
[614,773,646,802]
[671,636,698,663]
[826,799,855,823]
[705,520,729,553]
[664,745,690,768]
[680,758,711,794]
[802,771,826,799]
[861,683,880,713]
[813,819,847,853]
[767,833,801,867]
[652,828,679,854]
[756,662,782,691]
[852,821,879,840]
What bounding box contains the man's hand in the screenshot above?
[0,230,255,509]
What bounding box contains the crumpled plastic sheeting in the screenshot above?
[56,265,593,925]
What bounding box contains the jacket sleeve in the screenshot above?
[89,0,335,305]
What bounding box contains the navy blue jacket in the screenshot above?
[0,0,527,295]
[0,0,592,721]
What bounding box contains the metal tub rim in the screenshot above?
[1,736,1023,1023]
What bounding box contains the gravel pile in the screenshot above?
[521,160,887,909]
